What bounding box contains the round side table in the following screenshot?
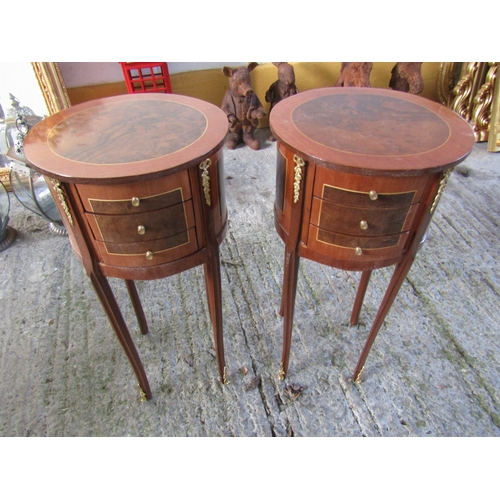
[270,87,475,382]
[24,93,229,400]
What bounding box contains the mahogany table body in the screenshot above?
[269,87,475,382]
[24,94,229,399]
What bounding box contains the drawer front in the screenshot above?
[313,167,428,206]
[321,184,415,209]
[92,227,199,268]
[85,200,195,243]
[306,225,410,264]
[76,170,192,214]
[310,197,418,237]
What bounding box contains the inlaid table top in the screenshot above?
[24,93,228,183]
[269,87,475,174]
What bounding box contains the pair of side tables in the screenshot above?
[24,89,475,400]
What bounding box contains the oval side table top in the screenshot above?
[270,87,475,174]
[24,93,228,183]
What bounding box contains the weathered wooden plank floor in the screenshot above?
[1,129,499,436]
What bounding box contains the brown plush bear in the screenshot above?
[265,62,299,141]
[221,62,267,150]
[389,62,424,94]
[335,62,373,87]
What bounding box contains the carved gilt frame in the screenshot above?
[437,62,461,106]
[488,67,500,152]
[447,62,499,148]
[31,62,71,115]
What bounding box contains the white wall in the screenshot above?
[58,62,247,88]
[0,63,49,118]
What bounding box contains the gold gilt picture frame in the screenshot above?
[31,62,71,115]
[447,61,499,152]
[488,67,500,152]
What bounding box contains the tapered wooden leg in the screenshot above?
[125,280,149,335]
[203,263,214,324]
[279,249,300,380]
[350,270,372,326]
[353,258,415,383]
[90,272,152,400]
[204,250,227,384]
[279,251,289,317]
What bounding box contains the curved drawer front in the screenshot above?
[310,197,418,237]
[85,201,195,243]
[76,170,192,214]
[307,225,410,264]
[321,184,415,209]
[313,168,427,205]
[302,165,427,263]
[92,227,199,268]
[88,189,185,215]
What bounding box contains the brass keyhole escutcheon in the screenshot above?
[355,247,363,256]
[360,220,368,230]
[131,197,140,207]
[137,225,145,235]
[146,251,154,260]
[369,190,378,201]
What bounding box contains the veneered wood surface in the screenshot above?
[77,170,192,213]
[85,201,195,243]
[310,197,419,236]
[24,93,228,184]
[270,87,475,175]
[312,167,429,204]
[91,227,199,269]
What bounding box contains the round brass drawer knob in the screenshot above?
[360,220,368,230]
[137,225,146,235]
[355,247,363,256]
[369,190,378,201]
[131,197,140,207]
[146,251,154,260]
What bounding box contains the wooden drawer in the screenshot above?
[313,167,428,206]
[85,200,195,243]
[306,224,410,265]
[320,184,415,209]
[303,165,426,263]
[76,170,192,214]
[310,197,418,237]
[92,227,199,268]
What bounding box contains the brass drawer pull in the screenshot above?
[360,220,368,230]
[131,197,140,207]
[137,225,146,235]
[355,247,363,256]
[146,251,154,260]
[369,190,378,201]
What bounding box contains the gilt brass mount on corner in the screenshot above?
[199,158,212,206]
[48,178,74,226]
[430,168,454,214]
[293,155,304,203]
